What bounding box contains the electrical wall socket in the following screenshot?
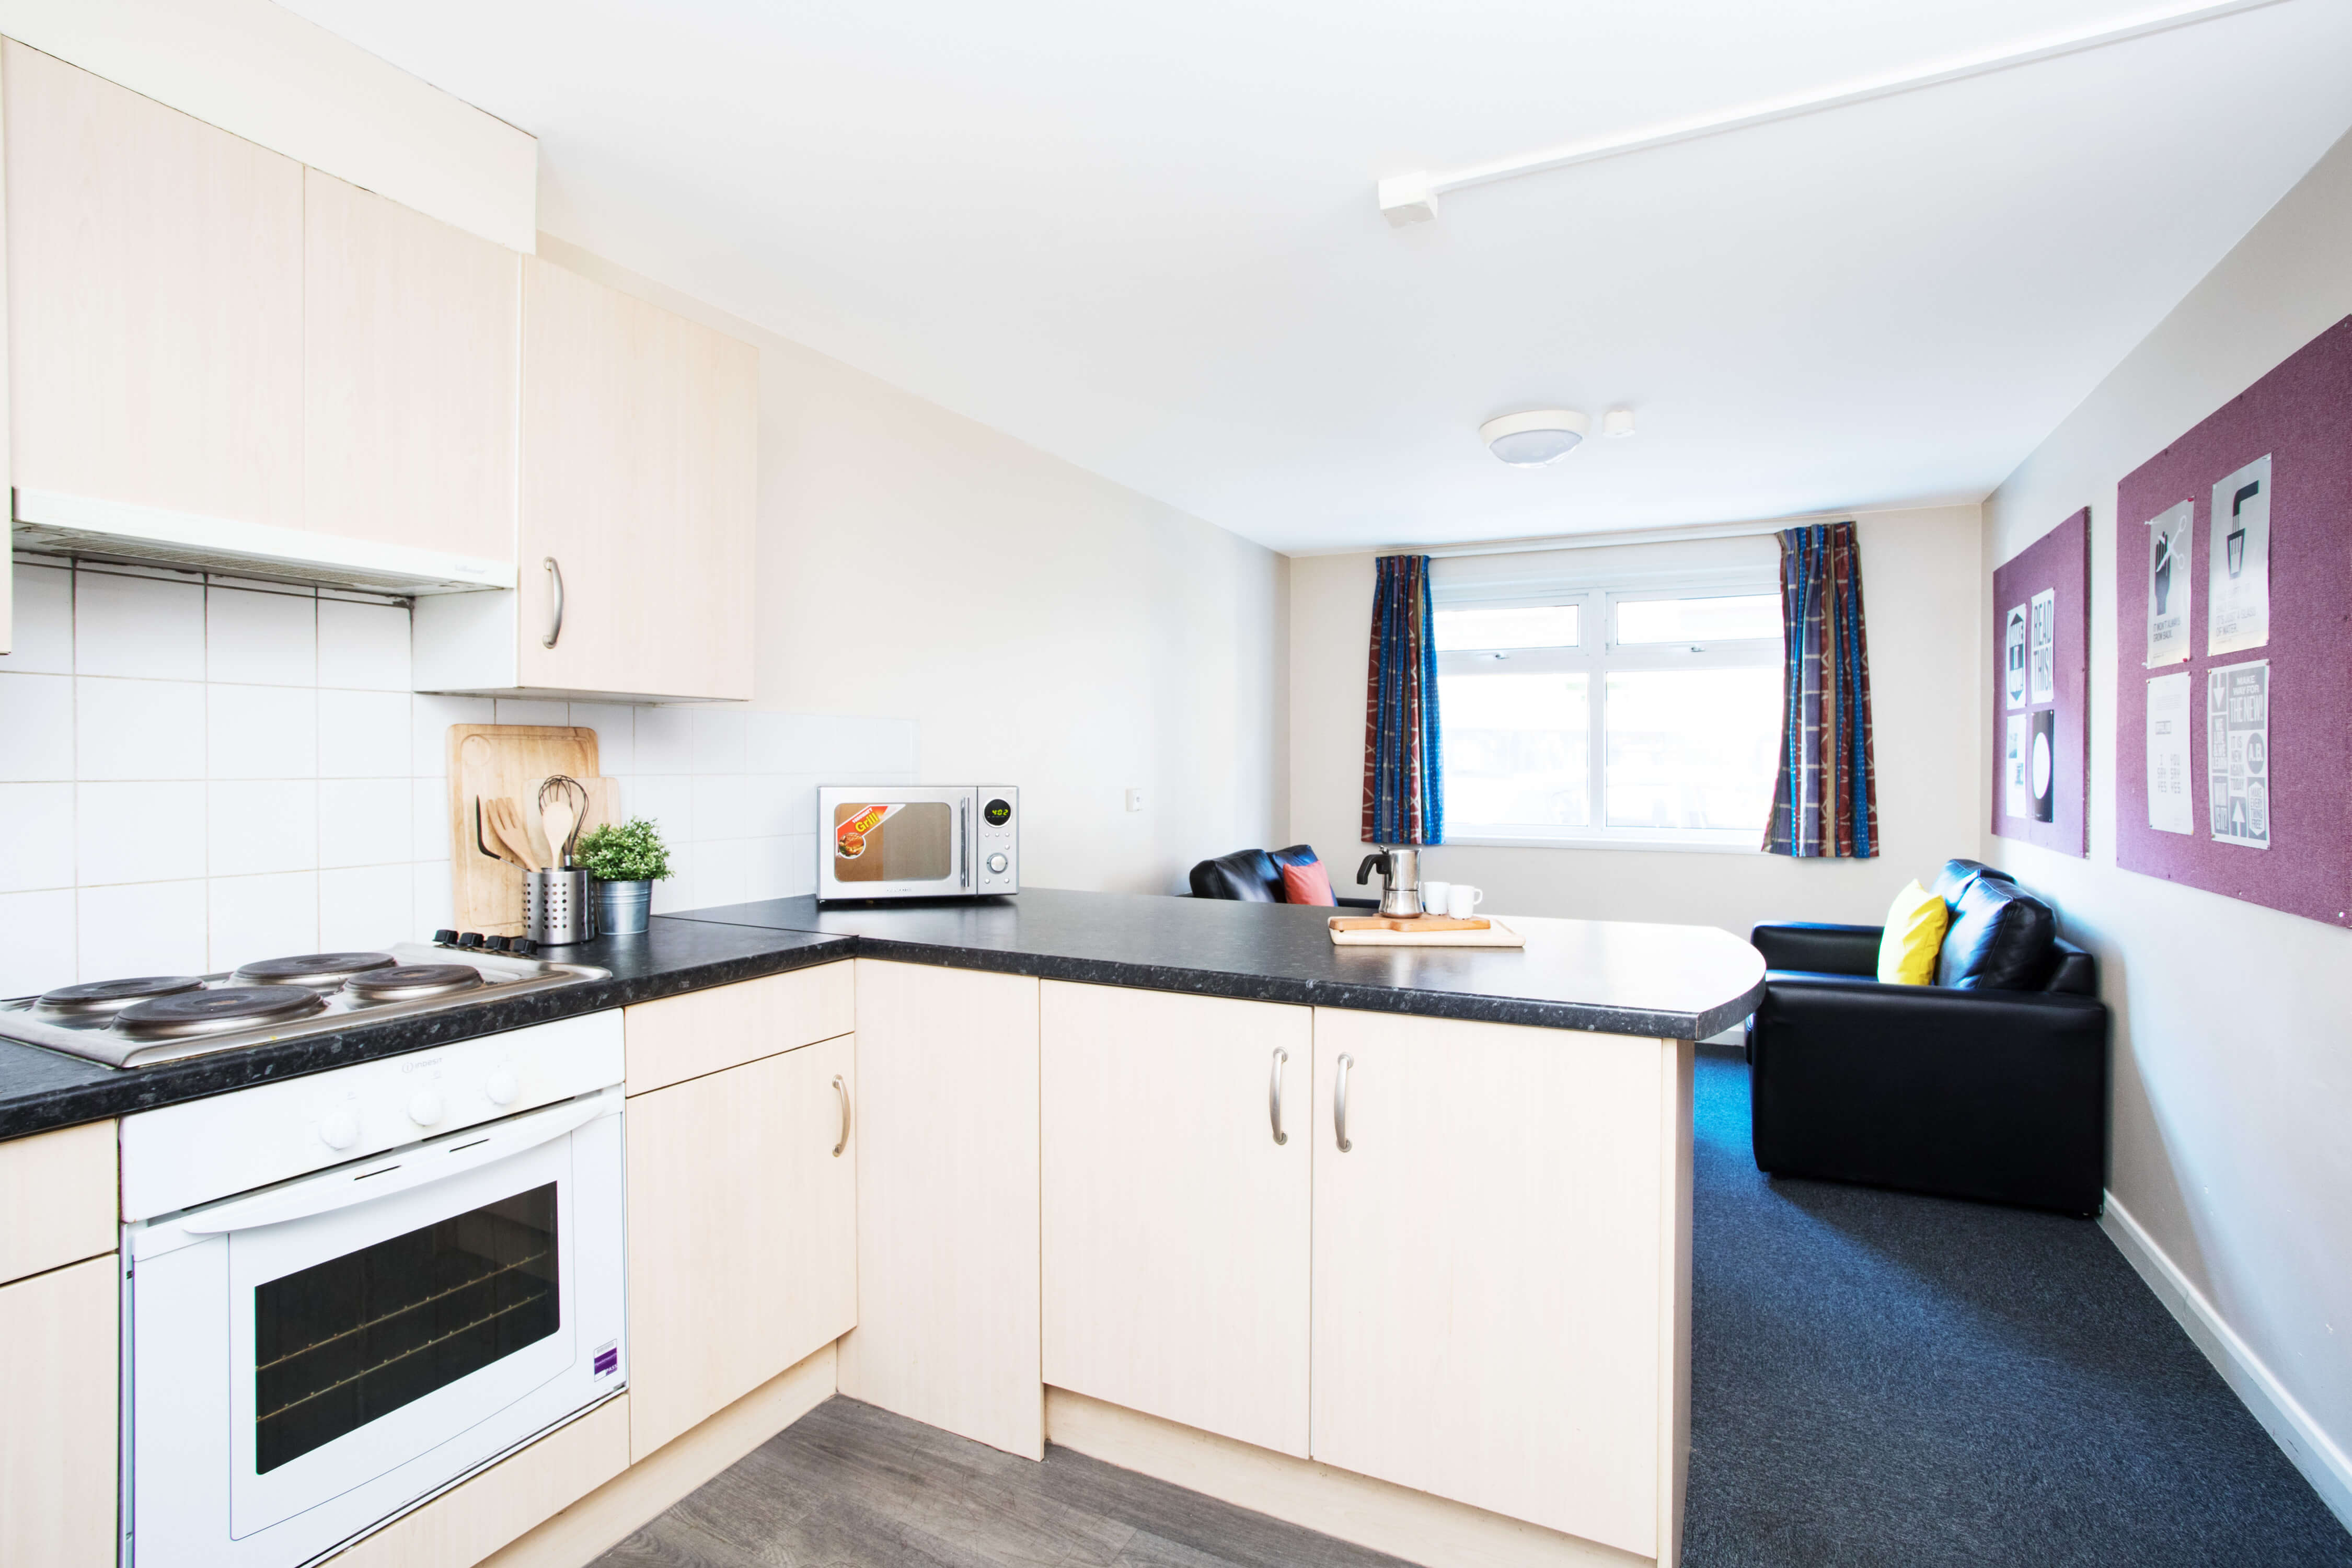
[1124,787,1146,813]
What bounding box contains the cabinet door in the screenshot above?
[0,1254,118,1567]
[1041,982,1311,1456]
[1310,1009,1686,1560]
[304,169,518,563]
[4,40,303,527]
[517,258,756,701]
[624,1032,856,1459]
[837,960,1042,1458]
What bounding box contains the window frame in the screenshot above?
[1435,579,1784,852]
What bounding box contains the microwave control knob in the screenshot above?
[318,1109,360,1151]
[407,1090,445,1128]
[484,1069,520,1108]
[987,852,1009,874]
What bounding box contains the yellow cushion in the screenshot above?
[1876,879,1949,985]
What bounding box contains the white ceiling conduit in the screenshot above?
[1377,0,2299,224]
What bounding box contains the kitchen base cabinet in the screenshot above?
[838,959,1043,1459]
[624,1032,857,1460]
[0,1255,120,1568]
[1310,1009,1691,1563]
[1041,981,1312,1457]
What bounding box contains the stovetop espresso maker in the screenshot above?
[1356,847,1426,918]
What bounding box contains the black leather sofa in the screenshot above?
[1745,859,2109,1217]
[1187,845,1378,908]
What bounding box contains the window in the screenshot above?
[1436,584,1783,849]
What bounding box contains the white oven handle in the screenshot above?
[180,1088,621,1237]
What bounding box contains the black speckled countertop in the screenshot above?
[0,921,854,1141]
[673,889,1765,1042]
[0,889,1763,1142]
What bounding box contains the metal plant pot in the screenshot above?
[595,878,652,936]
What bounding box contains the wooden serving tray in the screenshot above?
[1328,914,1526,948]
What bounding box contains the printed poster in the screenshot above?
[2207,455,2270,655]
[2206,659,2270,849]
[2004,604,2028,710]
[2004,714,2030,819]
[2031,709,2056,823]
[2146,501,2192,666]
[2145,672,2193,835]
[2028,589,2057,705]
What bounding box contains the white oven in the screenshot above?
[121,1012,627,1568]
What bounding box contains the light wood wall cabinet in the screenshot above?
[0,1255,119,1567]
[1309,1009,1692,1563]
[514,257,755,700]
[624,1030,856,1460]
[4,39,303,529]
[1041,982,1313,1458]
[304,168,518,564]
[838,959,1044,1459]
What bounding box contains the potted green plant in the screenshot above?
[575,817,672,935]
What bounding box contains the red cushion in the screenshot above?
[1279,859,1336,906]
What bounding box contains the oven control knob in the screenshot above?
[319,1110,360,1150]
[987,852,1009,874]
[407,1090,445,1127]
[485,1070,520,1108]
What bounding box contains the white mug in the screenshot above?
[1446,884,1484,919]
[1420,880,1451,915]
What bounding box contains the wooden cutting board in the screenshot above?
[445,725,613,936]
[1329,914,1526,948]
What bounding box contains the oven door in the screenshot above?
[817,786,973,900]
[129,1090,625,1566]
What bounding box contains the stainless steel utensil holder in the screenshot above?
[525,868,597,947]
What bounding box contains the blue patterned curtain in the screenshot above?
[1362,555,1443,845]
[1765,522,1878,857]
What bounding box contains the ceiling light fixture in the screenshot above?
[1480,410,1590,467]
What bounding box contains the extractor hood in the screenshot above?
[10,490,514,595]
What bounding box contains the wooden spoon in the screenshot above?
[485,797,542,870]
[541,790,578,871]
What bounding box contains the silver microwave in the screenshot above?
[815,785,1019,902]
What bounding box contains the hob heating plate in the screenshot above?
[0,943,607,1068]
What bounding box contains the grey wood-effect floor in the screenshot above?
[591,1396,1411,1568]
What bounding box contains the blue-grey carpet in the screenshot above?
[1684,1049,2351,1567]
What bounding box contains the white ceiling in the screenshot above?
[283,0,2352,554]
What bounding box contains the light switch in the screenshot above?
[1125,787,1146,813]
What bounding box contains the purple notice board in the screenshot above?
[2113,314,2352,927]
[1990,508,2089,854]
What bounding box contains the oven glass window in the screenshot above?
[832,801,953,883]
[253,1184,559,1473]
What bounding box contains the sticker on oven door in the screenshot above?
[593,1339,619,1377]
[834,802,901,858]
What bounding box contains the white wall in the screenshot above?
[1287,505,1985,939]
[538,237,1287,897]
[1981,126,2352,1524]
[0,556,918,990]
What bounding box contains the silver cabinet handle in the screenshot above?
[832,1074,851,1157]
[1334,1052,1354,1152]
[541,557,566,649]
[1269,1047,1289,1145]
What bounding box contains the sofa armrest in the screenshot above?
[1336,896,1380,910]
[1751,922,1882,976]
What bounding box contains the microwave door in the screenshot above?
[823,789,972,897]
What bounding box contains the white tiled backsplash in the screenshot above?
[0,558,916,994]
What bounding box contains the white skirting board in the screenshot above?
[2101,1193,2352,1533]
